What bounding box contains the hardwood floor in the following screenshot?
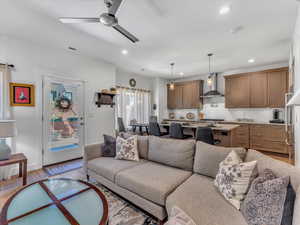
[0,159,85,209]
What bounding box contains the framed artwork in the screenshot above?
[10,83,35,106]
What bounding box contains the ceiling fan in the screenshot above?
[59,0,139,43]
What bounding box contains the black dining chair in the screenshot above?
[117,117,126,133]
[149,116,158,123]
[195,127,221,145]
[169,123,193,139]
[149,122,168,137]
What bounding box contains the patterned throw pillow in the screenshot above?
[214,150,258,210]
[165,206,196,225]
[115,135,140,161]
[241,169,290,225]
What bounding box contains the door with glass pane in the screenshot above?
[42,76,85,166]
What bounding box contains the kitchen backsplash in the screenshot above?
[168,103,285,123]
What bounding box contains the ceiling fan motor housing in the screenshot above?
[100,13,118,26]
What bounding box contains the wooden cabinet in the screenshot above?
[225,67,288,108]
[232,124,250,148]
[225,74,250,108]
[167,80,203,109]
[250,72,268,107]
[250,124,288,154]
[268,70,288,108]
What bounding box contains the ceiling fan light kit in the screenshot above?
[59,0,139,43]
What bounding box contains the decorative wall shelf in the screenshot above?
[95,92,116,108]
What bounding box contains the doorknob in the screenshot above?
[80,122,84,126]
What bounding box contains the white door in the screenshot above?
[42,76,85,166]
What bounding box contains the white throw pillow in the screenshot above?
[214,150,258,210]
[115,135,139,161]
[165,206,196,225]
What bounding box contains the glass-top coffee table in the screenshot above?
[0,178,109,225]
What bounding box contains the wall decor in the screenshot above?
[9,83,35,107]
[129,78,136,87]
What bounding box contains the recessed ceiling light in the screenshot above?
[219,5,231,15]
[121,49,128,55]
[179,72,184,76]
[248,58,255,63]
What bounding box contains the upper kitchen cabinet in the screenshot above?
[167,80,203,109]
[267,69,288,108]
[250,72,268,107]
[225,67,288,108]
[225,74,250,108]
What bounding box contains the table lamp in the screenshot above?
[0,120,17,160]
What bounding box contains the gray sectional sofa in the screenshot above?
[84,135,300,225]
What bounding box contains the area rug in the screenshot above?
[43,159,83,176]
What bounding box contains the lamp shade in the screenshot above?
[0,120,17,138]
[287,90,300,106]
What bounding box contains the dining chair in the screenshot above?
[149,122,168,137]
[195,127,221,145]
[169,123,193,139]
[117,117,126,133]
[149,116,158,123]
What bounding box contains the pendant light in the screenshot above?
[207,53,213,87]
[169,62,175,91]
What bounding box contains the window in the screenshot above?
[116,88,151,128]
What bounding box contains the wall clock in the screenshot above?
[129,78,136,87]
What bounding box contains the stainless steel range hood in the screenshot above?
[202,73,224,98]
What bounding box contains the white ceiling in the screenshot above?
[0,0,298,78]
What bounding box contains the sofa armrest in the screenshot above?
[83,143,103,174]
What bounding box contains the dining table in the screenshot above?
[129,123,149,134]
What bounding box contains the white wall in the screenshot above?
[0,35,116,172]
[292,5,300,167]
[116,69,154,91]
[164,63,288,122]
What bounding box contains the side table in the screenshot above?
[0,153,27,185]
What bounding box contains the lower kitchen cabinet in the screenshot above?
[221,122,290,155]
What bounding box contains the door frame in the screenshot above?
[42,75,86,166]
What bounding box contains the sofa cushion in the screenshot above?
[166,174,248,225]
[148,136,195,171]
[116,161,192,206]
[87,157,145,182]
[194,141,246,178]
[137,135,149,159]
[245,150,300,191]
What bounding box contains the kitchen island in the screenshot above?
[161,120,240,147]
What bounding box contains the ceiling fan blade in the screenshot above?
[108,0,123,15]
[59,17,100,23]
[113,24,139,43]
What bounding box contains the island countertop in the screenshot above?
[160,122,240,132]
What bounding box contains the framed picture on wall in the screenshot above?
[9,83,35,106]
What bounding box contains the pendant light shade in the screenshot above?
[169,62,175,91]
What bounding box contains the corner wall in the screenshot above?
[292,4,300,167]
[0,35,116,172]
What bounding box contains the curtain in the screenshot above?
[0,64,14,180]
[116,88,151,129]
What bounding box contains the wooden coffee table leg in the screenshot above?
[23,160,27,186]
[19,162,23,177]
